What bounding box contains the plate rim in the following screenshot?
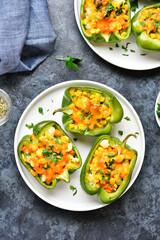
[14,80,145,211]
[74,0,160,71]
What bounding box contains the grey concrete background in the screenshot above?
[0,0,160,239]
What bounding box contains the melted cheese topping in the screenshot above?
[68,88,112,131]
[86,141,135,193]
[21,128,79,184]
[139,8,160,40]
[81,0,129,37]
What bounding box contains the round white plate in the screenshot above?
[74,0,160,70]
[14,80,145,211]
[155,92,160,127]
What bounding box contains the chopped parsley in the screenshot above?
[157,103,160,118]
[109,47,113,51]
[38,107,44,115]
[124,116,131,121]
[130,0,139,13]
[70,185,77,196]
[135,132,139,135]
[118,130,123,136]
[140,22,145,26]
[25,123,34,129]
[73,138,78,142]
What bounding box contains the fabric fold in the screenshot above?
[0,0,56,75]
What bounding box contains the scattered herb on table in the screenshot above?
[56,56,83,71]
[122,54,129,56]
[157,103,160,118]
[38,107,44,115]
[130,49,135,53]
[124,116,131,121]
[70,185,77,196]
[115,43,119,48]
[73,138,78,142]
[135,132,139,135]
[109,47,113,51]
[118,130,123,136]
[25,123,34,129]
[140,54,147,56]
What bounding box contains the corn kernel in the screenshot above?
[69,124,75,129]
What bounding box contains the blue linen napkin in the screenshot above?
[0,0,56,75]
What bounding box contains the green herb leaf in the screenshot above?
[25,123,34,129]
[73,138,78,142]
[135,132,139,135]
[38,107,44,115]
[115,43,119,48]
[157,103,160,118]
[130,49,135,53]
[118,130,123,136]
[106,2,114,12]
[124,116,131,121]
[56,56,83,71]
[109,47,113,51]
[140,22,145,26]
[122,54,129,56]
[70,185,77,196]
[131,0,138,13]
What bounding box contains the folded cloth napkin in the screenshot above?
[0,0,56,75]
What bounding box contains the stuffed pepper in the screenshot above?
[80,0,131,43]
[18,121,82,189]
[53,87,123,136]
[132,3,160,51]
[80,134,137,203]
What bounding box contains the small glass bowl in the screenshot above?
[0,89,12,126]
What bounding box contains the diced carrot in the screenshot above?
[54,129,63,137]
[69,150,75,156]
[81,13,85,18]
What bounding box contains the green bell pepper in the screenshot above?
[80,134,137,203]
[53,87,123,136]
[131,3,160,51]
[18,121,82,189]
[80,0,131,43]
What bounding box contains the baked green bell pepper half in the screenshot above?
[18,120,82,189]
[53,87,123,136]
[131,3,160,51]
[80,0,131,43]
[80,134,137,203]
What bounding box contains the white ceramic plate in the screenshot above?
[74,0,160,70]
[155,92,160,127]
[14,80,145,211]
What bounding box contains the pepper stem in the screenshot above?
[53,107,73,115]
[121,134,137,148]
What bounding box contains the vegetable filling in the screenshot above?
[86,139,135,193]
[81,0,129,37]
[68,88,112,131]
[20,127,79,185]
[139,7,160,39]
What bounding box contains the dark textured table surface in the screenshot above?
[1,1,160,239]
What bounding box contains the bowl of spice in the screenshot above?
[155,92,160,127]
[0,89,12,126]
